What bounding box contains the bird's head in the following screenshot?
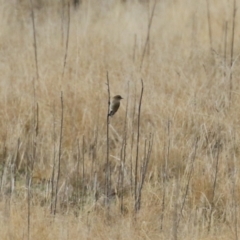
[114,95,123,100]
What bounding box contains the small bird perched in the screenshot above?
[108,95,123,117]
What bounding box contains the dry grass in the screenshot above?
[1,0,240,239]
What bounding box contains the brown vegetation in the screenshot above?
[0,0,240,239]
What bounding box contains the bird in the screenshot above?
[108,95,123,117]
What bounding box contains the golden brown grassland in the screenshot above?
[0,0,240,239]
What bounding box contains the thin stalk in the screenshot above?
[140,0,157,70]
[208,139,220,233]
[120,82,129,213]
[105,72,111,207]
[62,2,70,80]
[136,133,153,211]
[172,179,180,240]
[11,139,20,195]
[130,86,137,194]
[160,119,171,230]
[223,21,228,80]
[29,0,39,80]
[26,153,31,240]
[50,105,56,214]
[61,0,65,46]
[206,0,212,49]
[81,135,85,211]
[229,0,237,103]
[133,34,137,63]
[178,137,199,226]
[53,92,64,216]
[134,79,144,213]
[91,123,99,190]
[76,139,80,204]
[0,145,7,193]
